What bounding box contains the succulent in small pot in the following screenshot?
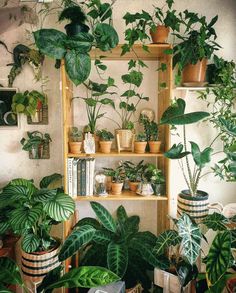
[122,160,145,192]
[134,132,147,154]
[96,129,114,154]
[143,164,165,196]
[103,165,125,195]
[69,127,83,154]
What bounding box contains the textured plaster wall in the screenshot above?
[0,0,235,238]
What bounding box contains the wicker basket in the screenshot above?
[116,129,134,151]
[126,283,143,293]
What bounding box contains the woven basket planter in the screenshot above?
[116,129,134,151]
[177,190,209,223]
[21,242,60,282]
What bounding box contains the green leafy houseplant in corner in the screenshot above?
[58,202,165,291]
[160,98,212,222]
[0,173,75,281]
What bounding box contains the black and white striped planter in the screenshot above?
[177,190,209,223]
[21,243,61,282]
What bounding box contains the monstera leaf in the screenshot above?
[107,242,128,278]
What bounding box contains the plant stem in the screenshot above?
[183,125,194,195]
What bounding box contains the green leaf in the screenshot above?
[74,217,101,229]
[190,142,213,168]
[90,202,117,233]
[39,173,62,189]
[203,212,229,231]
[33,189,57,202]
[59,225,96,261]
[122,70,143,87]
[154,230,181,256]
[177,214,202,265]
[46,266,120,289]
[206,231,232,286]
[164,143,190,159]
[116,205,128,224]
[65,51,91,86]
[64,33,94,52]
[37,266,63,293]
[21,233,40,253]
[99,98,115,109]
[107,243,128,278]
[121,90,136,97]
[94,23,119,51]
[0,222,10,235]
[93,230,113,245]
[34,29,67,59]
[133,231,157,247]
[0,257,23,286]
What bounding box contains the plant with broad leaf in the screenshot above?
[160,98,212,196]
[122,160,145,182]
[135,132,147,142]
[58,202,163,291]
[143,163,165,184]
[20,131,52,155]
[96,129,114,141]
[34,0,119,86]
[0,173,75,253]
[69,126,83,142]
[139,113,159,142]
[103,165,125,183]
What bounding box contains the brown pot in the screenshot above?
[111,182,123,195]
[182,59,208,85]
[150,25,170,43]
[128,181,139,192]
[134,141,147,154]
[99,141,112,154]
[69,141,82,154]
[149,141,161,153]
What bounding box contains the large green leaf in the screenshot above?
[34,29,67,59]
[190,142,213,168]
[65,51,91,86]
[43,193,75,221]
[93,230,113,245]
[107,243,128,278]
[153,230,181,256]
[74,217,101,229]
[59,225,95,261]
[37,266,63,293]
[160,98,185,123]
[21,233,41,253]
[0,257,23,286]
[122,70,143,87]
[33,189,57,202]
[46,266,120,289]
[39,173,62,189]
[206,231,232,286]
[116,205,128,225]
[9,205,42,231]
[94,23,119,51]
[90,202,117,233]
[64,33,94,52]
[80,244,106,267]
[133,231,157,247]
[177,213,202,265]
[164,143,190,159]
[0,222,10,235]
[203,212,229,231]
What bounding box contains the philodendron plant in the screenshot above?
[34,0,119,86]
[160,98,211,196]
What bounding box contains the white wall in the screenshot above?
[0,0,235,235]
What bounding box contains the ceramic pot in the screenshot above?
[136,182,154,196]
[152,183,165,196]
[150,25,170,43]
[69,141,82,154]
[128,181,139,192]
[148,141,161,153]
[134,141,147,154]
[99,141,112,154]
[182,59,208,85]
[111,182,123,195]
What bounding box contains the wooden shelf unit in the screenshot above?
[61,43,172,257]
[67,151,164,158]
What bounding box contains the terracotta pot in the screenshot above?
[99,141,112,154]
[150,25,170,43]
[69,141,82,154]
[111,182,123,195]
[128,181,139,192]
[182,59,208,85]
[148,141,161,153]
[134,141,147,154]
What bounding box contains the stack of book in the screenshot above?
[67,158,95,198]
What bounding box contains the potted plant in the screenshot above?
[143,163,165,196]
[160,98,212,222]
[103,165,125,195]
[139,113,161,153]
[122,160,145,192]
[134,132,147,154]
[69,126,83,154]
[11,90,47,123]
[173,12,220,85]
[58,202,165,292]
[96,129,114,154]
[0,173,75,282]
[20,131,52,159]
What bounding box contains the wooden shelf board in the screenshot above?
[75,191,168,201]
[68,151,164,158]
[90,44,172,61]
[175,87,208,91]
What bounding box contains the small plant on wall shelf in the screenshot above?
[96,129,114,154]
[103,164,125,195]
[69,126,83,154]
[134,132,147,154]
[122,160,145,192]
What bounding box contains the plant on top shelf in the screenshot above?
[96,129,114,154]
[122,160,145,192]
[173,11,220,85]
[103,164,125,195]
[134,132,147,154]
[143,163,165,196]
[58,202,165,291]
[20,131,52,159]
[69,126,83,154]
[34,0,119,86]
[160,98,212,222]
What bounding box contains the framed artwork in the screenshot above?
[0,88,18,127]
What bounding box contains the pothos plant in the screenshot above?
[34,0,119,86]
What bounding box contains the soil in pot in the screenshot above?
[99,141,112,154]
[128,181,139,192]
[69,141,82,154]
[150,25,170,43]
[134,142,147,154]
[182,59,208,85]
[111,182,123,195]
[148,141,161,153]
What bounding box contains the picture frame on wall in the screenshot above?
[0,87,19,128]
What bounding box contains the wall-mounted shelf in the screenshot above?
[175,87,208,91]
[68,151,164,158]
